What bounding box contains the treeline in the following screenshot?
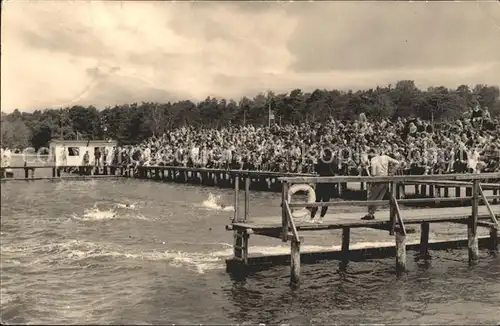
[1,81,499,149]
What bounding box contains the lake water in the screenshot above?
[1,179,499,325]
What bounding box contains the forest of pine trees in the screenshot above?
[1,81,499,149]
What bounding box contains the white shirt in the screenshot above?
[144,147,152,160]
[190,147,199,161]
[2,149,12,167]
[223,149,232,162]
[371,155,399,176]
[361,153,369,165]
[467,150,480,172]
[4,148,12,159]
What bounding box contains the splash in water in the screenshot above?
[72,206,117,221]
[201,193,234,212]
[71,202,148,222]
[115,202,137,209]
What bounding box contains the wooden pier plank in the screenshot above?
[229,205,499,232]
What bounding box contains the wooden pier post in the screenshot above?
[421,184,427,197]
[290,236,302,286]
[233,174,240,222]
[233,231,249,264]
[244,176,250,221]
[420,222,430,258]
[389,182,397,235]
[466,185,472,197]
[395,227,407,274]
[429,184,434,198]
[341,227,350,264]
[490,227,498,253]
[468,180,479,264]
[281,182,289,242]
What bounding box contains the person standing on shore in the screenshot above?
[362,149,400,220]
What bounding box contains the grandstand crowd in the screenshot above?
[109,106,500,176]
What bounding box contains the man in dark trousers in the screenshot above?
[362,150,399,220]
[310,147,338,222]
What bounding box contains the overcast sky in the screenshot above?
[1,1,499,112]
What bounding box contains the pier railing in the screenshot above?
[0,165,126,180]
[279,173,500,226]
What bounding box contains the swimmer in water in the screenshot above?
[118,202,136,209]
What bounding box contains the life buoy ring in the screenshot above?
[287,184,316,219]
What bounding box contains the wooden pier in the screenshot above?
[2,164,498,206]
[0,165,125,181]
[0,165,310,191]
[225,173,500,287]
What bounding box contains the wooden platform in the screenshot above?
[228,206,499,235]
[225,174,500,286]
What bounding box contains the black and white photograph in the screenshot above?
[1,0,499,324]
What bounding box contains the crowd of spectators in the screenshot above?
[110,106,500,176]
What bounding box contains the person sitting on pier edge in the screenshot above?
[362,149,399,220]
[310,147,337,221]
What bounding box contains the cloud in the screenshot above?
[1,1,499,112]
[287,2,500,72]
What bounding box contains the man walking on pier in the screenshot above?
[362,149,400,220]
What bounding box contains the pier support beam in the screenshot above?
[395,228,407,275]
[468,180,479,264]
[233,231,249,264]
[290,236,302,286]
[468,222,479,264]
[490,227,498,253]
[244,177,250,221]
[233,176,240,222]
[419,222,430,259]
[281,182,289,242]
[341,227,350,264]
